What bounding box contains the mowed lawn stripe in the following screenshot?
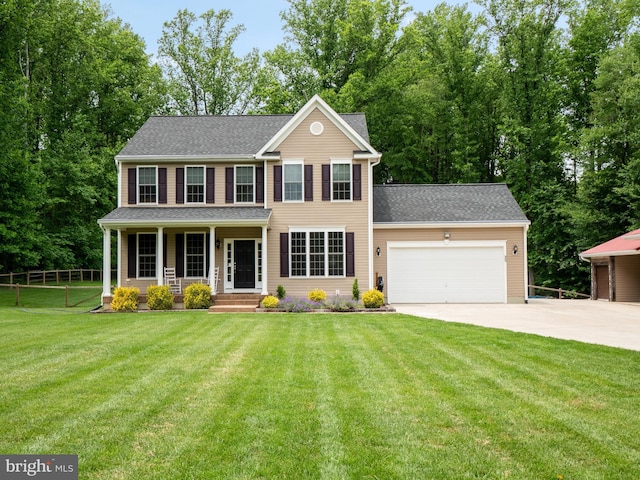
[1,311,639,479]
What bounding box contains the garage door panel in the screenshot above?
[388,244,505,303]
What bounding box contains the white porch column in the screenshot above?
[209,226,216,293]
[261,225,268,295]
[102,227,111,298]
[157,227,164,285]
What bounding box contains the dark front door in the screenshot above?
[234,240,255,289]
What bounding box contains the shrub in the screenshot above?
[262,295,279,309]
[276,285,286,299]
[362,289,385,309]
[326,297,359,312]
[184,283,212,309]
[146,285,174,310]
[111,286,140,312]
[352,278,360,300]
[278,296,323,313]
[308,288,327,303]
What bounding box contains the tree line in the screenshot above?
[1,0,639,292]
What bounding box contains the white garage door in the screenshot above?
[387,242,506,303]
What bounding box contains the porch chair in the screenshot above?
[164,267,182,294]
[201,266,220,294]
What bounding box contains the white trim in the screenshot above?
[157,227,164,285]
[102,227,111,298]
[261,226,268,295]
[117,229,122,288]
[185,165,206,205]
[234,164,255,205]
[282,159,305,203]
[116,154,256,162]
[330,158,352,202]
[523,223,529,301]
[137,166,158,205]
[223,238,263,293]
[117,162,122,208]
[99,217,271,229]
[580,250,640,259]
[374,221,531,229]
[255,94,379,159]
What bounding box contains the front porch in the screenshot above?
[97,207,272,306]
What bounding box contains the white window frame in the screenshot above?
[289,228,346,278]
[235,165,255,204]
[185,165,206,204]
[331,159,352,202]
[137,166,158,205]
[184,232,207,278]
[283,159,304,203]
[137,232,157,279]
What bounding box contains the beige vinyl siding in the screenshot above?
[614,256,640,302]
[120,162,265,207]
[265,109,372,298]
[373,226,527,303]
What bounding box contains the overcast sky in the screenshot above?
[104,0,474,59]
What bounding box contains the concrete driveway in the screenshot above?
[393,298,640,351]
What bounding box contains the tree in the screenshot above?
[158,8,261,115]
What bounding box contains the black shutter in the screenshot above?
[176,168,184,204]
[304,165,313,201]
[128,168,137,204]
[274,165,282,202]
[322,164,331,201]
[256,166,264,203]
[158,168,167,204]
[206,168,215,204]
[225,167,234,204]
[352,164,361,201]
[176,234,184,278]
[346,232,355,277]
[128,234,137,278]
[280,232,289,277]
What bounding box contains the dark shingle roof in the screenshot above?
[99,207,271,226]
[118,114,369,157]
[373,184,529,224]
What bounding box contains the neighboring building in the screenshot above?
[98,95,530,306]
[580,228,640,302]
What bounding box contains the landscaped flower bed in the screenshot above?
[258,287,394,313]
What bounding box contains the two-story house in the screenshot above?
[98,95,530,307]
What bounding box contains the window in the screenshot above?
[186,166,205,203]
[332,162,351,200]
[284,162,303,201]
[186,233,205,277]
[138,167,157,204]
[290,230,344,277]
[235,165,254,203]
[138,233,156,278]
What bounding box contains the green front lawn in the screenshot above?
[1,310,639,479]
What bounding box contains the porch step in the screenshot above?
[208,294,263,313]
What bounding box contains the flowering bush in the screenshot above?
[278,296,323,313]
[362,289,385,309]
[307,288,327,303]
[111,286,139,312]
[146,285,174,310]
[326,297,359,312]
[261,295,279,309]
[184,283,212,309]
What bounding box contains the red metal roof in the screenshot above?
[580,228,640,258]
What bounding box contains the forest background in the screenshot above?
[1,0,639,292]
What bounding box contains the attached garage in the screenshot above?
[387,241,506,303]
[373,184,530,304]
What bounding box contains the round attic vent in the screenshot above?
[310,121,324,136]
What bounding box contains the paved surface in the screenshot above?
[393,299,640,351]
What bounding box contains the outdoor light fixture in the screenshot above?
[444,232,451,241]
[216,238,221,249]
[376,246,381,256]
[513,244,519,255]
